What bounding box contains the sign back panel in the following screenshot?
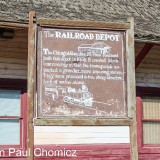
[37,27,127,118]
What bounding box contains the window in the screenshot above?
[137,87,160,151]
[142,96,160,145]
[0,79,27,149]
[0,90,21,145]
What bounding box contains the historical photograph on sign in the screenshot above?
[37,27,127,118]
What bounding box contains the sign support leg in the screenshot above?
[27,11,35,160]
[127,17,138,160]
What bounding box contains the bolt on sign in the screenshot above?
[37,23,128,118]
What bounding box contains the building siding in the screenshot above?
[0,29,28,79]
[135,43,160,87]
[0,28,159,147]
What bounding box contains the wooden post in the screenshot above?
[127,17,138,160]
[27,11,35,160]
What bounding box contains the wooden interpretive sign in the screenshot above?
[37,27,127,118]
[27,16,137,160]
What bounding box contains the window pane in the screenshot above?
[0,119,20,145]
[143,96,160,119]
[0,90,21,116]
[143,122,160,144]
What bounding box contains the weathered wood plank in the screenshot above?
[126,18,136,119]
[135,38,160,44]
[27,11,35,160]
[0,42,27,49]
[145,52,160,59]
[35,126,129,133]
[126,17,138,160]
[35,132,129,138]
[136,72,145,78]
[0,68,27,75]
[0,57,27,64]
[13,31,28,36]
[1,37,28,43]
[138,63,160,69]
[37,18,130,30]
[0,47,27,55]
[136,68,160,74]
[136,78,160,84]
[34,118,131,126]
[0,63,27,70]
[35,138,129,144]
[33,145,130,158]
[143,58,160,65]
[0,74,27,79]
[0,52,27,59]
[0,21,28,28]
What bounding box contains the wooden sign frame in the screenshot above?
[35,18,134,124]
[27,11,138,160]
